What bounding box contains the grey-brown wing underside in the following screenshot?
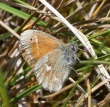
[34,49,71,92]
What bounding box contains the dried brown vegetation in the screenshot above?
[0,0,110,107]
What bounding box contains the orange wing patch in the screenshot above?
[37,34,59,58]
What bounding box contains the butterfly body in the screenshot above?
[19,30,78,92]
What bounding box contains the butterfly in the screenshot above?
[19,30,78,92]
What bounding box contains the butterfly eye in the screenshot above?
[69,43,78,52]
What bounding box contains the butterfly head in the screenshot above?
[67,42,78,53]
[58,42,79,66]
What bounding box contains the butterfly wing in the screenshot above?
[19,30,60,67]
[34,49,71,92]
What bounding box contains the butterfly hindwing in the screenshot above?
[34,49,71,92]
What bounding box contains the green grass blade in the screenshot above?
[10,84,42,103]
[0,69,10,107]
[0,3,34,20]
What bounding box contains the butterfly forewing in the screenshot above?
[19,30,60,67]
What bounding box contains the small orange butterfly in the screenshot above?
[19,30,78,92]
